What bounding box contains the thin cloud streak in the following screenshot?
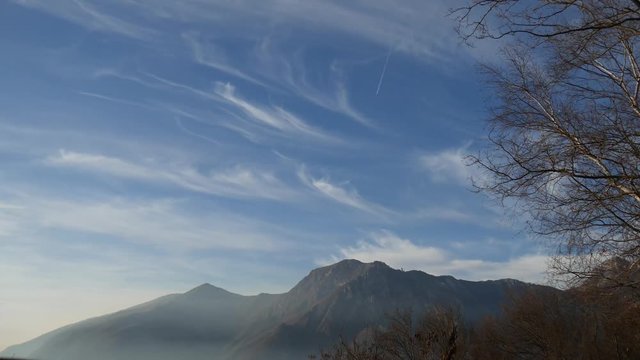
[14,0,462,60]
[24,0,457,130]
[0,195,286,252]
[376,47,393,96]
[214,82,343,144]
[174,118,221,146]
[183,32,269,88]
[180,34,376,127]
[97,69,346,145]
[95,69,220,102]
[298,166,393,219]
[45,150,297,201]
[77,91,155,110]
[255,39,376,127]
[72,0,156,40]
[13,0,156,41]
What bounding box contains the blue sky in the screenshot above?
[0,0,548,349]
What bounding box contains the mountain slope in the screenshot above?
[234,260,529,359]
[2,259,549,360]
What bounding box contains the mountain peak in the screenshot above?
[319,259,390,272]
[184,283,237,298]
[284,259,393,306]
[305,259,392,285]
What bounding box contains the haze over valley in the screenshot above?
[2,260,546,360]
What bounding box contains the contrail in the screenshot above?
[376,47,393,96]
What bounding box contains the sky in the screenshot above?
[0,0,549,350]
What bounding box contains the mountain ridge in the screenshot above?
[2,259,552,360]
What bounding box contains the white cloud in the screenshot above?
[141,72,221,101]
[97,69,345,145]
[332,231,447,265]
[214,82,342,143]
[325,231,548,283]
[298,167,393,219]
[410,205,510,229]
[419,145,479,186]
[253,39,376,127]
[16,0,510,82]
[15,0,463,60]
[12,0,155,40]
[1,194,288,252]
[413,207,476,223]
[95,70,221,103]
[334,81,374,127]
[72,0,155,40]
[77,91,154,109]
[45,150,297,201]
[183,32,269,88]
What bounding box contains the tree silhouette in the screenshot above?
[452,0,640,290]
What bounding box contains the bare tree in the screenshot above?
[454,0,640,41]
[453,0,640,290]
[471,288,640,359]
[313,308,467,360]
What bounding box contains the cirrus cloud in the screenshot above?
[45,149,298,201]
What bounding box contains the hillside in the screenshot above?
[2,260,548,360]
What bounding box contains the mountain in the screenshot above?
[1,259,549,360]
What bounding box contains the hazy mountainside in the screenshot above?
[2,260,549,360]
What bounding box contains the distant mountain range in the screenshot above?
[2,259,550,360]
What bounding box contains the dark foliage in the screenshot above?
[310,307,467,360]
[316,286,640,359]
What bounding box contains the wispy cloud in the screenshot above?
[95,69,220,102]
[71,0,155,40]
[419,145,479,186]
[0,194,287,252]
[174,118,221,146]
[17,0,467,130]
[324,230,548,283]
[77,91,154,110]
[413,207,478,223]
[254,39,375,127]
[141,72,221,102]
[295,162,500,226]
[45,150,297,201]
[183,32,269,88]
[96,69,345,145]
[180,34,376,128]
[334,82,374,127]
[409,205,510,229]
[298,166,393,218]
[16,0,460,59]
[13,0,156,40]
[214,82,342,143]
[14,0,506,71]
